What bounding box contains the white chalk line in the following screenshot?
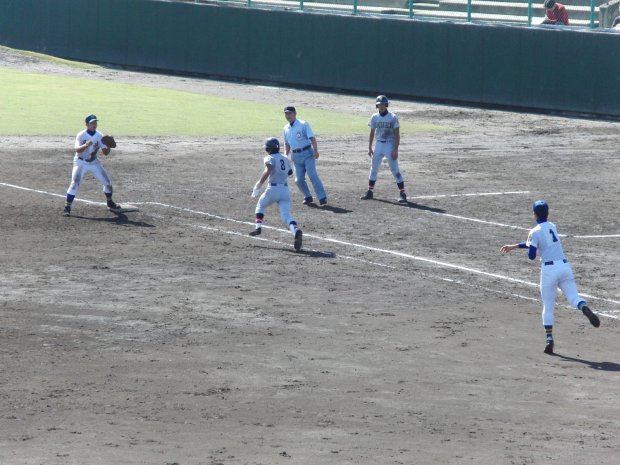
[177,215,620,319]
[2,182,618,316]
[140,201,620,312]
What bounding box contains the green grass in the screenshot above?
[0,66,449,137]
[0,46,101,70]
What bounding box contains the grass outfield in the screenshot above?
[0,66,449,137]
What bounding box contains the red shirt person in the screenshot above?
[542,0,569,25]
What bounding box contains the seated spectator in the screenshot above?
[542,0,569,25]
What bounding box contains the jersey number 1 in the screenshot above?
[549,229,558,242]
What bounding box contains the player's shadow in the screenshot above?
[373,198,446,213]
[304,203,352,214]
[73,213,155,228]
[553,354,620,371]
[253,244,335,258]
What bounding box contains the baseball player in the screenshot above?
[62,115,121,216]
[282,106,327,206]
[361,95,407,203]
[500,200,600,355]
[249,137,303,252]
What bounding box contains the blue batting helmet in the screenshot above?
[533,200,549,218]
[264,137,280,153]
[375,95,389,107]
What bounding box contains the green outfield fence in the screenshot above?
[193,0,618,28]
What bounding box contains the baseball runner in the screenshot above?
[62,115,121,216]
[249,137,303,252]
[361,95,408,203]
[282,106,327,206]
[500,200,600,355]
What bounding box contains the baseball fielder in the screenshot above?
[500,200,600,355]
[361,95,407,203]
[249,137,303,252]
[62,115,121,216]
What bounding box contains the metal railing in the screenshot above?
[195,0,603,28]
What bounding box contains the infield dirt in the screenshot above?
[1,48,619,465]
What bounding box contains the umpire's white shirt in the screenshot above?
[283,119,314,151]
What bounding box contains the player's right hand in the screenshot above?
[368,148,373,157]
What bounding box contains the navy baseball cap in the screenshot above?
[283,106,296,113]
[85,114,98,124]
[533,200,549,216]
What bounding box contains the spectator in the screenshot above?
[542,0,569,25]
[612,15,620,29]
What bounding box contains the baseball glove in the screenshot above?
[102,135,117,148]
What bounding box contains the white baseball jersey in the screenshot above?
[369,111,399,142]
[526,221,566,263]
[526,220,583,326]
[283,119,314,151]
[265,152,290,185]
[74,129,110,162]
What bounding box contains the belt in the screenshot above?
[270,182,287,187]
[78,156,95,162]
[544,259,567,266]
[377,140,389,143]
[292,144,312,153]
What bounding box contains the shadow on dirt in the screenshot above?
[252,244,335,258]
[303,203,352,214]
[72,213,155,228]
[553,354,620,371]
[373,198,446,213]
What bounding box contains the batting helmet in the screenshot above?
[533,200,549,218]
[264,137,280,153]
[375,95,389,107]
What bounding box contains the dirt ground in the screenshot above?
[1,48,619,465]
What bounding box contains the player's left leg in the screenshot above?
[91,163,120,211]
[304,156,327,205]
[558,265,600,327]
[386,152,407,203]
[293,157,312,204]
[277,194,302,251]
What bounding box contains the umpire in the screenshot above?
[283,106,328,206]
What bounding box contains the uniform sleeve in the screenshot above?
[264,155,273,167]
[392,114,400,129]
[304,122,315,139]
[75,133,83,148]
[368,115,377,129]
[526,229,538,248]
[282,126,289,146]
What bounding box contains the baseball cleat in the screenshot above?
[581,305,600,327]
[62,205,71,216]
[544,340,554,355]
[302,196,314,205]
[294,229,303,251]
[398,192,408,203]
[249,228,262,237]
[360,190,373,200]
[107,200,122,212]
[319,198,327,206]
